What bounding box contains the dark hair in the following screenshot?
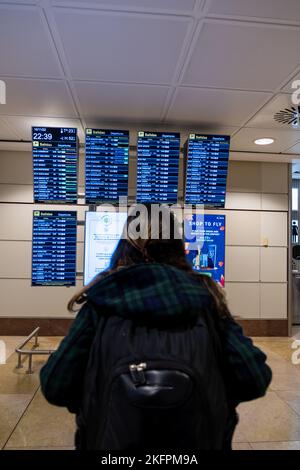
[68,205,231,319]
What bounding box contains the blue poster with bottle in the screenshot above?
[184,214,226,287]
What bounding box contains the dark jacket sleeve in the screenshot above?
[219,317,272,407]
[40,303,98,413]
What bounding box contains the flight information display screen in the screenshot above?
[32,127,78,204]
[136,131,180,203]
[184,134,230,207]
[32,210,77,286]
[84,211,127,285]
[85,129,129,203]
[184,214,225,287]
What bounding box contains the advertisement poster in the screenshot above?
[84,211,127,285]
[184,214,226,287]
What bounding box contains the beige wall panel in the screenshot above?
[0,150,82,186]
[128,154,137,196]
[0,204,88,241]
[0,184,90,205]
[225,246,260,281]
[225,192,261,210]
[261,163,288,194]
[0,279,83,317]
[0,241,84,278]
[226,161,261,193]
[0,241,31,278]
[261,212,287,246]
[78,225,84,243]
[0,204,32,241]
[260,283,287,319]
[226,211,261,246]
[261,193,288,211]
[77,242,84,273]
[0,184,101,205]
[0,151,33,184]
[225,282,260,319]
[0,184,33,203]
[260,247,287,282]
[178,156,184,194]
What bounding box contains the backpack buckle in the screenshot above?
[129,362,147,385]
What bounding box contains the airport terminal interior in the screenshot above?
[2,0,300,452]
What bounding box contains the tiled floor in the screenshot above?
[1,332,300,450]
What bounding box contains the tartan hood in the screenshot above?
[86,263,211,319]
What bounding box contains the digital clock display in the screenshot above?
[32,127,78,204]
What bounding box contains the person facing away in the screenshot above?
[40,205,272,450]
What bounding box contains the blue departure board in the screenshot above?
[32,210,77,286]
[184,134,230,207]
[136,131,180,203]
[32,127,78,203]
[85,129,129,203]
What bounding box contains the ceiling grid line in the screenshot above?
[39,0,86,132]
[160,3,203,122]
[161,19,207,124]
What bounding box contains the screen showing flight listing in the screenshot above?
[32,127,78,203]
[85,129,129,203]
[32,211,77,286]
[84,211,128,285]
[185,134,230,207]
[136,131,180,203]
[184,214,225,287]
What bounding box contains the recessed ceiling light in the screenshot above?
[254,138,274,145]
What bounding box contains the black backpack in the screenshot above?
[77,307,228,450]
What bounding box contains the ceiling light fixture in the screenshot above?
[254,138,274,145]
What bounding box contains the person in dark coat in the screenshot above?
[40,206,272,449]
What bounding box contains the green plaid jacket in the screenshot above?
[40,263,272,413]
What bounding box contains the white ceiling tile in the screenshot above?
[0,117,20,140]
[0,78,78,118]
[0,142,31,152]
[53,8,190,82]
[231,127,300,152]
[207,0,300,22]
[182,21,300,90]
[74,81,169,121]
[2,116,85,142]
[285,142,300,154]
[51,0,196,13]
[246,93,300,129]
[167,87,271,126]
[0,5,63,77]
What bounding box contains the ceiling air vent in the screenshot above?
[274,106,300,126]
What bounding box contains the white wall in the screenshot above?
[0,151,288,320]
